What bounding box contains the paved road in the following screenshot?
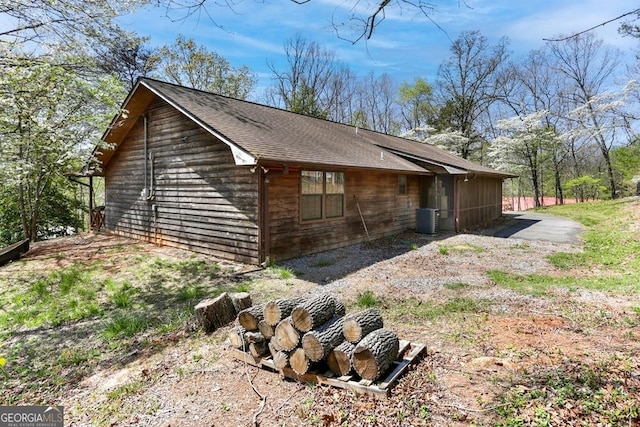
[493,212,584,244]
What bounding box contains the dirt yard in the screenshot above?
[2,207,640,426]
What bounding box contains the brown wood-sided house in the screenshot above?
[83,78,514,265]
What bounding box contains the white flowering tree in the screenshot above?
[0,49,124,242]
[562,80,640,198]
[488,111,562,207]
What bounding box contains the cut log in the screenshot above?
[272,350,290,370]
[343,308,384,343]
[249,341,268,358]
[301,316,345,362]
[273,317,300,351]
[257,320,275,339]
[352,328,399,381]
[291,294,337,332]
[327,341,355,376]
[194,292,236,332]
[228,325,247,349]
[263,297,306,326]
[237,303,266,331]
[289,347,310,376]
[230,292,252,313]
[334,299,346,317]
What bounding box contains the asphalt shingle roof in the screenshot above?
[98,78,512,178]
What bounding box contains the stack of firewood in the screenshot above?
[228,294,399,381]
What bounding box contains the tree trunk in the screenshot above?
[231,292,252,313]
[289,347,310,376]
[237,303,266,331]
[291,294,337,332]
[264,297,306,326]
[194,292,236,332]
[273,316,300,351]
[343,308,384,343]
[302,316,345,362]
[257,320,274,339]
[352,328,399,381]
[327,341,355,376]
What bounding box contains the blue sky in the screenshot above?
[117,0,638,98]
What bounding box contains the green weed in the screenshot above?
[356,290,379,308]
[103,314,149,339]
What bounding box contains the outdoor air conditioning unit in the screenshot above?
[416,208,439,234]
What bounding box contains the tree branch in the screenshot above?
[543,8,640,42]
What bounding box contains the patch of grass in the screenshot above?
[103,314,150,339]
[0,264,105,329]
[444,282,469,290]
[410,243,419,251]
[311,259,334,267]
[109,281,137,308]
[268,265,295,279]
[107,379,145,400]
[387,297,490,321]
[176,285,205,302]
[356,290,379,308]
[494,199,640,295]
[494,358,640,426]
[438,246,449,255]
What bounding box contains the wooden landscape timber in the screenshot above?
[0,239,30,267]
[228,294,425,396]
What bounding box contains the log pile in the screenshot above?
[229,294,400,382]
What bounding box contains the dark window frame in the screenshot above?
[301,170,345,222]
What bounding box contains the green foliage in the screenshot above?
[102,314,149,339]
[564,176,607,201]
[154,35,256,99]
[0,50,124,241]
[356,290,379,308]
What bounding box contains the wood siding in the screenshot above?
[104,99,260,264]
[266,169,421,261]
[457,176,503,231]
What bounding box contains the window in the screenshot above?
[301,170,344,221]
[398,175,407,195]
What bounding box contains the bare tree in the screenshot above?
[435,30,510,159]
[353,72,400,134]
[267,34,353,119]
[150,0,441,43]
[93,28,158,91]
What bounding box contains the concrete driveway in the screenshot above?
[493,212,584,244]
